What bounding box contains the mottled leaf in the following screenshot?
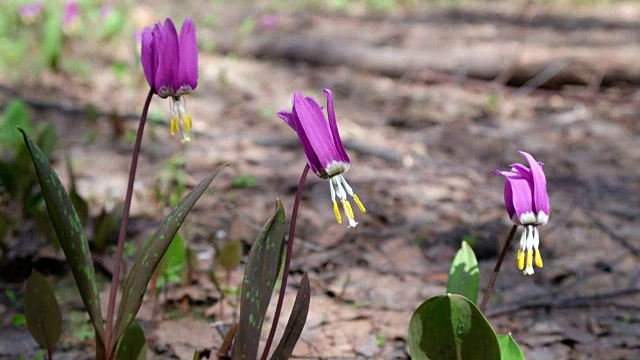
[409,294,500,360]
[447,241,480,303]
[24,271,62,352]
[498,334,525,360]
[114,168,224,347]
[271,273,310,360]
[115,321,146,360]
[232,201,286,360]
[20,129,104,343]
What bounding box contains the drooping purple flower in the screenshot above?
[278,89,365,228]
[495,151,550,275]
[62,0,80,32]
[18,2,44,24]
[141,17,198,142]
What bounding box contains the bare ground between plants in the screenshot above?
[1,2,640,359]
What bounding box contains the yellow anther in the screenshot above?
[353,194,366,213]
[188,114,193,130]
[182,115,190,132]
[333,201,342,224]
[517,249,525,270]
[535,249,544,268]
[170,118,176,136]
[526,249,534,270]
[345,200,355,219]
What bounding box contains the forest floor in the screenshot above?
[1,1,639,359]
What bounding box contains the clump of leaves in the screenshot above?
[20,128,223,357]
[408,241,525,360]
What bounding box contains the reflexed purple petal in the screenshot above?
[177,17,198,93]
[277,111,296,131]
[140,28,155,90]
[324,89,350,164]
[520,151,550,219]
[507,175,535,224]
[495,170,517,219]
[288,104,323,174]
[293,93,341,173]
[155,18,179,97]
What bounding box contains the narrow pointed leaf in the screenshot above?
[232,201,286,360]
[498,334,525,360]
[114,168,224,345]
[447,241,480,303]
[270,273,311,360]
[408,294,500,360]
[115,321,147,360]
[20,129,104,342]
[24,271,62,353]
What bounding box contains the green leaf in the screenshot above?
[157,233,187,287]
[231,175,257,189]
[0,100,31,152]
[217,240,243,271]
[42,9,63,69]
[100,10,126,39]
[115,321,146,360]
[447,241,480,304]
[69,187,89,226]
[408,294,500,360]
[232,200,286,360]
[20,129,105,344]
[270,273,311,360]
[497,334,525,360]
[24,271,62,353]
[114,168,224,347]
[11,314,27,327]
[35,123,58,160]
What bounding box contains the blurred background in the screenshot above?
[0,0,639,359]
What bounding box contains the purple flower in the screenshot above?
[99,4,112,19]
[141,18,198,143]
[63,0,80,32]
[18,2,43,23]
[278,89,366,227]
[495,151,550,275]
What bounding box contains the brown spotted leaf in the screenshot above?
[232,200,286,360]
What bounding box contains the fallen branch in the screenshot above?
[485,287,640,317]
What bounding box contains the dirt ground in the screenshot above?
[1,1,639,359]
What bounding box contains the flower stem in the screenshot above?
[104,88,154,357]
[479,224,518,313]
[261,164,310,360]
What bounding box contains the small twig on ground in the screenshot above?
[485,287,640,317]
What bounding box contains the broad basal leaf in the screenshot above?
[447,241,480,304]
[114,168,223,347]
[24,271,62,353]
[498,333,525,360]
[270,273,310,360]
[409,294,500,360]
[232,200,286,360]
[20,129,104,343]
[115,321,146,360]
